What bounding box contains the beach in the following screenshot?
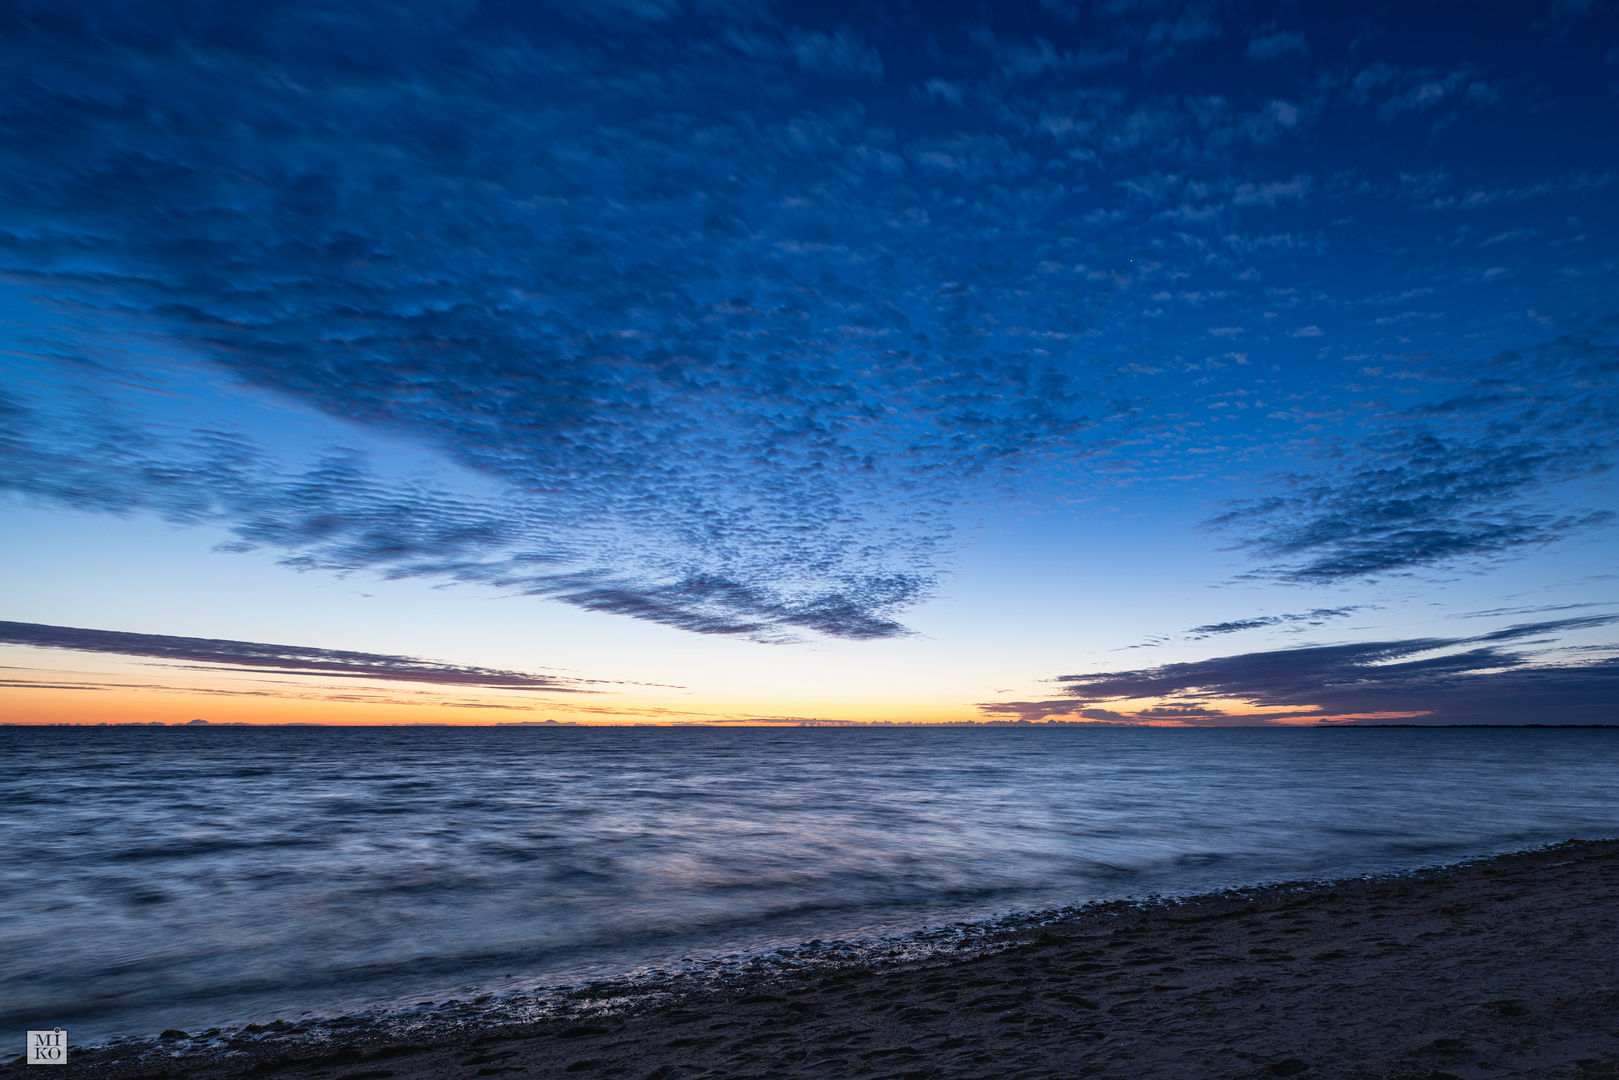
[33,838,1619,1080]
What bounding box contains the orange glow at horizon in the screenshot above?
[1,683,1436,727]
[0,681,996,727]
[0,650,1436,727]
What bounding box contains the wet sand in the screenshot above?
[24,839,1619,1080]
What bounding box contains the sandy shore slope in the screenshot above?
[21,840,1619,1080]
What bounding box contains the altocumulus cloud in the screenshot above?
[1210,327,1619,582]
[0,0,1153,641]
[0,0,1614,639]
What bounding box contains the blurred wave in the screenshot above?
[4,724,1618,1040]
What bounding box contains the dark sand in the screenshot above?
[23,840,1619,1080]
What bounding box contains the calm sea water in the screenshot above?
[4,725,1618,1041]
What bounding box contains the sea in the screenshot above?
[4,724,1618,1043]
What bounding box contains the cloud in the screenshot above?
[1211,327,1619,582]
[976,699,1091,721]
[971,701,1229,724]
[973,700,1148,723]
[0,383,940,640]
[0,620,587,691]
[1416,172,1614,211]
[907,132,1034,182]
[1022,0,1226,65]
[1049,615,1619,724]
[0,0,1611,642]
[1349,63,1499,122]
[521,571,918,640]
[1449,603,1617,620]
[968,27,1126,79]
[1230,175,1309,206]
[1246,30,1306,62]
[789,27,882,80]
[919,78,966,107]
[1142,5,1222,59]
[0,1,1173,641]
[1185,606,1364,638]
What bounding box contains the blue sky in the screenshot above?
[2,0,1617,725]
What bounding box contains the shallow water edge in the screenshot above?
[54,836,1617,1072]
[12,725,1619,1045]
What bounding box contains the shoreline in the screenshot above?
[26,837,1619,1079]
[38,841,1595,1050]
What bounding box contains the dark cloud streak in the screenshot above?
[0,620,585,692]
[1186,606,1363,637]
[1048,615,1619,725]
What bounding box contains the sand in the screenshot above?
[23,839,1619,1080]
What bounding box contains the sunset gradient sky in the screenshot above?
[3,0,1618,726]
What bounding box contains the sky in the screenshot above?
[2,0,1618,727]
